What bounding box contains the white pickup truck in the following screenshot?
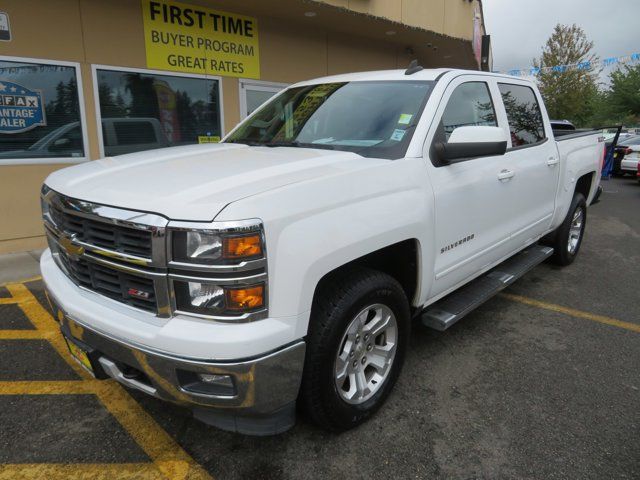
[41,67,604,435]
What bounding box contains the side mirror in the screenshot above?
[435,126,508,164]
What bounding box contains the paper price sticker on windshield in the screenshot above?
[398,113,413,125]
[198,135,220,143]
[390,129,406,141]
[141,0,260,78]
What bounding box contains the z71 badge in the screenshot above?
[441,234,475,254]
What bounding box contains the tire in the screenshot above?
[300,267,410,432]
[547,193,587,266]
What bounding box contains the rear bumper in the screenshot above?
[621,157,639,172]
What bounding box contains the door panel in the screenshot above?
[427,78,515,298]
[497,83,559,246]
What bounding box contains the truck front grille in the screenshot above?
[50,205,152,258]
[57,249,158,313]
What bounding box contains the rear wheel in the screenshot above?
[547,193,587,266]
[300,267,410,432]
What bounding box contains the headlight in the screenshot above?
[169,220,267,320]
[171,230,263,265]
[173,281,265,318]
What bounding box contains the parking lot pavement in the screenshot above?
[0,177,638,480]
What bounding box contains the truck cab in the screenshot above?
[40,68,603,435]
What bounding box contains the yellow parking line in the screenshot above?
[7,283,91,379]
[1,281,214,480]
[93,382,213,480]
[501,293,640,333]
[0,275,42,288]
[0,298,18,305]
[0,380,96,395]
[0,463,165,480]
[0,330,46,340]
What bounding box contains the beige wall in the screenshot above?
[318,0,478,39]
[0,0,480,254]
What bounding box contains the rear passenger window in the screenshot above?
[498,84,545,147]
[441,82,497,140]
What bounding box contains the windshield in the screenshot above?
[225,81,435,159]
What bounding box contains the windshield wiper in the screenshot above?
[264,141,337,150]
[224,139,267,146]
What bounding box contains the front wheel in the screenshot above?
[547,193,587,266]
[300,267,410,432]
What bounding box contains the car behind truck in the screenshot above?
[40,67,604,435]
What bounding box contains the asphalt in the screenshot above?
[0,176,638,479]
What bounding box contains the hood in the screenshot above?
[45,143,381,221]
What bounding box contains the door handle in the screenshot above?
[547,157,559,166]
[498,169,515,181]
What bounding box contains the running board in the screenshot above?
[421,245,554,331]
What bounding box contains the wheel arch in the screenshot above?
[309,239,421,320]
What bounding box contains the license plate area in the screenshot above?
[64,335,98,377]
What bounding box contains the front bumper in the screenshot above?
[42,250,306,435]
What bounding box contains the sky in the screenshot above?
[482,0,640,83]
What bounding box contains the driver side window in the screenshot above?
[441,82,497,141]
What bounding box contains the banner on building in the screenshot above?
[0,81,46,134]
[141,0,260,79]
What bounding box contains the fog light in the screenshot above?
[177,370,237,396]
[198,373,234,388]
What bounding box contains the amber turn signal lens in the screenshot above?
[223,235,262,259]
[225,285,265,311]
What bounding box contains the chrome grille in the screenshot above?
[56,247,157,313]
[42,186,267,321]
[49,204,152,258]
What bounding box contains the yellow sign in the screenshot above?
[141,0,260,78]
[198,135,220,143]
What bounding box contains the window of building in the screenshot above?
[239,79,288,119]
[94,67,223,157]
[0,57,87,164]
[498,83,545,147]
[441,82,497,140]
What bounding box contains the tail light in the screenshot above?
[637,160,640,178]
[624,147,633,155]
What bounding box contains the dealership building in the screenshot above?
[0,0,489,254]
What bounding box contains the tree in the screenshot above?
[609,64,640,120]
[533,24,599,126]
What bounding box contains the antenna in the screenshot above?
[405,59,424,75]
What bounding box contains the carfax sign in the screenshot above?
[0,81,46,134]
[141,0,260,78]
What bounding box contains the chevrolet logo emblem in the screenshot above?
[59,233,85,260]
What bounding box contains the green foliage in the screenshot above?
[533,24,599,126]
[582,65,640,128]
[609,64,640,119]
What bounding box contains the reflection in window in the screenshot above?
[227,81,435,160]
[441,82,497,140]
[0,60,84,160]
[498,84,545,147]
[97,69,222,156]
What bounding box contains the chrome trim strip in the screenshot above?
[83,253,167,279]
[168,272,267,285]
[173,308,268,323]
[168,257,267,273]
[167,219,263,233]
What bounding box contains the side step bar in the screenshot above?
[421,245,554,331]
